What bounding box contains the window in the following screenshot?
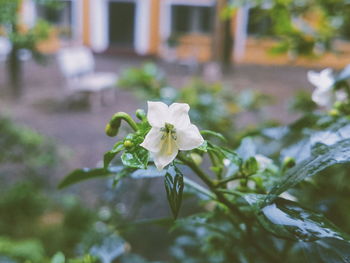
[171,5,214,34]
[36,1,73,38]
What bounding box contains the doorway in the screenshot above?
[108,1,136,48]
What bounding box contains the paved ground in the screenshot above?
[0,54,315,186]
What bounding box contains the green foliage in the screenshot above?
[118,63,167,99]
[0,115,58,180]
[59,62,350,262]
[231,0,350,57]
[58,168,112,189]
[0,237,45,262]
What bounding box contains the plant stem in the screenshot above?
[177,154,248,222]
[208,150,223,179]
[110,112,139,132]
[216,174,245,187]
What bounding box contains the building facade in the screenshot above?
[20,0,248,61]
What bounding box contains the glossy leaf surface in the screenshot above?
[164,165,184,219]
[246,195,350,243]
[267,139,350,202]
[121,145,149,169]
[103,142,124,169]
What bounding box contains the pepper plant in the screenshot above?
[59,64,350,262]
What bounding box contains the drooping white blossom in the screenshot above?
[140,101,204,170]
[307,68,347,108]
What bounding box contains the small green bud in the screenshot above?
[283,156,296,168]
[241,157,258,176]
[123,140,133,148]
[105,116,122,137]
[328,109,340,117]
[190,153,202,165]
[105,123,119,137]
[136,109,147,121]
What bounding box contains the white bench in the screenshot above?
[57,46,118,110]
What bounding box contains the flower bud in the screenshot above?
[105,123,119,137]
[136,109,147,121]
[241,157,258,176]
[283,156,296,168]
[123,140,133,148]
[190,153,202,166]
[328,109,340,117]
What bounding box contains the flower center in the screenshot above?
[160,122,177,155]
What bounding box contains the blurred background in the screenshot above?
[1,0,350,262]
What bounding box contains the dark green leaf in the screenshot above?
[58,168,111,189]
[164,164,184,219]
[267,139,350,203]
[299,238,350,263]
[103,142,124,169]
[121,146,149,169]
[245,195,350,243]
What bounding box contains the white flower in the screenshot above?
[140,101,204,170]
[308,68,335,108]
[308,68,347,108]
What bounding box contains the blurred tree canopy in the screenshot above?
[228,0,350,57]
[0,0,60,97]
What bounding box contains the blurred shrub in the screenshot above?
[118,63,273,145]
[0,237,45,262]
[0,115,58,183]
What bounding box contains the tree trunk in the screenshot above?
[7,48,22,98]
[212,0,234,74]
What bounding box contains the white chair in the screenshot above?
[57,46,118,110]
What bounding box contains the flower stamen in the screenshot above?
[160,123,177,155]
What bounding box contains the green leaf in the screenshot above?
[103,142,124,169]
[51,252,65,263]
[130,166,165,179]
[267,139,350,203]
[121,145,149,169]
[183,177,214,200]
[164,164,184,219]
[299,238,350,263]
[58,168,112,189]
[245,195,350,244]
[200,130,227,142]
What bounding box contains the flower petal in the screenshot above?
[336,90,348,102]
[312,89,332,107]
[152,137,178,170]
[308,69,334,91]
[176,124,204,151]
[169,103,191,129]
[140,127,163,153]
[147,101,169,128]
